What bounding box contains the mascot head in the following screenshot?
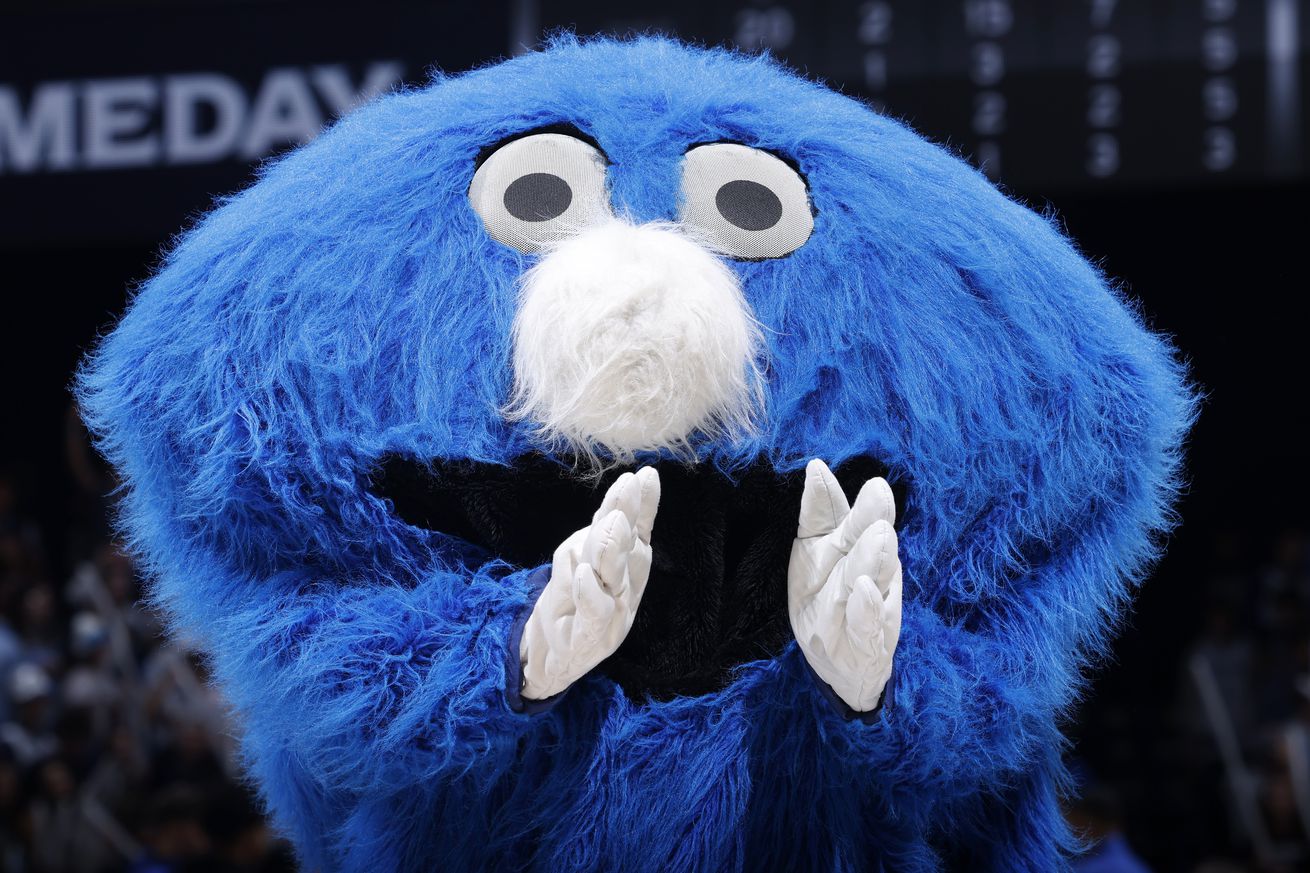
[77,36,1194,869]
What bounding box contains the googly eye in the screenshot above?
[469,132,611,253]
[679,143,814,260]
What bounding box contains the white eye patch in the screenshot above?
[679,143,814,260]
[469,132,612,253]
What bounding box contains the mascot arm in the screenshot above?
[802,534,1101,799]
[790,452,1136,798]
[832,599,1082,870]
[225,559,569,796]
[863,599,1060,784]
[222,469,660,795]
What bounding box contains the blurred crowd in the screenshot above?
[0,409,293,873]
[1071,522,1310,873]
[0,405,1307,873]
[1173,526,1310,870]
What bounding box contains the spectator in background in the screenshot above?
[16,586,64,679]
[1262,671,1310,857]
[0,750,29,870]
[27,753,118,873]
[191,784,292,873]
[1068,786,1154,873]
[0,614,21,723]
[126,786,210,873]
[64,613,119,730]
[2,664,56,769]
[0,448,296,872]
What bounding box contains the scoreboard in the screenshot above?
[1,0,1305,243]
[539,0,1308,189]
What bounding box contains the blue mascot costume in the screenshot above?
[78,37,1195,872]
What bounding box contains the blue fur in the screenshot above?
[76,37,1196,871]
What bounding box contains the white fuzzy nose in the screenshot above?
[505,219,764,464]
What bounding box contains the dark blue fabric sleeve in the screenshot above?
[797,647,889,725]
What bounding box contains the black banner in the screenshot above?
[0,2,509,243]
[3,1,1307,244]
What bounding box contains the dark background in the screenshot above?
[2,2,1307,871]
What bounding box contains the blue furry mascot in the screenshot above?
[78,38,1195,871]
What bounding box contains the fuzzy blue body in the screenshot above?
[77,39,1195,871]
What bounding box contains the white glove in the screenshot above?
[789,458,902,714]
[519,467,660,701]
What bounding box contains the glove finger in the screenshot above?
[542,647,571,684]
[580,508,618,569]
[571,562,615,650]
[633,467,661,544]
[552,527,587,580]
[798,459,849,538]
[613,471,644,532]
[815,553,858,634]
[846,574,885,660]
[585,510,634,597]
[831,477,895,554]
[627,539,653,603]
[788,542,825,613]
[840,519,893,595]
[592,471,636,527]
[539,571,575,625]
[870,521,898,598]
[538,587,574,658]
[882,564,903,655]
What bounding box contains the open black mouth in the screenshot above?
[370,454,905,702]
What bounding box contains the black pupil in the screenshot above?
[503,172,572,222]
[715,179,783,231]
